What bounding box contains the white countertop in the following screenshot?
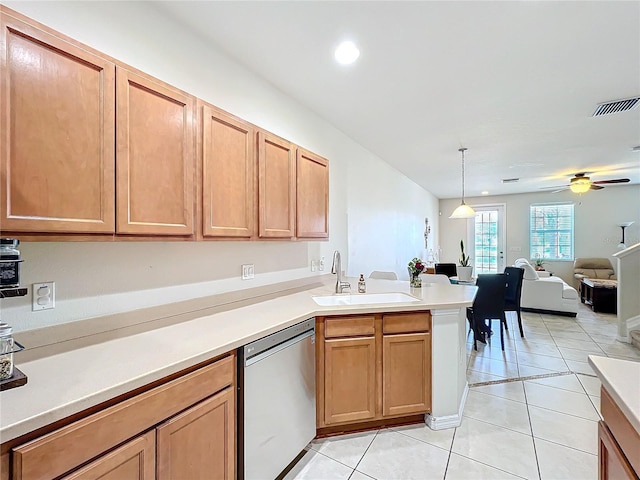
[0,279,476,443]
[588,355,640,434]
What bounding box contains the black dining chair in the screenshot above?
[504,266,525,338]
[434,263,457,278]
[466,274,508,351]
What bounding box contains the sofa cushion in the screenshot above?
[521,262,539,280]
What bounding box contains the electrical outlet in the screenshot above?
[311,260,317,272]
[319,256,325,271]
[242,264,255,280]
[32,282,55,311]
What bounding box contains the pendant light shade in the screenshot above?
[449,147,476,219]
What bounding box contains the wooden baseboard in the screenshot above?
[316,414,424,438]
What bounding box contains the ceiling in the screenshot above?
[153,1,640,199]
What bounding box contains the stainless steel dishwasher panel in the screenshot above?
[243,319,316,480]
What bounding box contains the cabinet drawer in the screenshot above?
[383,312,430,334]
[325,316,375,338]
[13,354,235,480]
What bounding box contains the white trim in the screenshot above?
[613,242,640,258]
[425,382,469,430]
[620,314,640,343]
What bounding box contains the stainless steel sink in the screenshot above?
[312,292,420,306]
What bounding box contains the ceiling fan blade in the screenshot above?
[592,178,630,184]
[552,188,569,193]
[539,184,570,190]
[590,184,605,190]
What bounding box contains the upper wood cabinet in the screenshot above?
[200,104,255,238]
[257,131,296,238]
[116,67,195,236]
[0,14,116,233]
[296,148,329,238]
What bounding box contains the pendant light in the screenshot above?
[449,147,476,219]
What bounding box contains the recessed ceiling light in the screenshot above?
[334,41,360,65]
[481,191,489,195]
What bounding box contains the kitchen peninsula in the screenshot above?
[0,278,475,479]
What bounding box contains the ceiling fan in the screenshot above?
[541,172,630,194]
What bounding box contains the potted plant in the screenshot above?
[407,257,425,288]
[457,240,473,281]
[533,255,545,271]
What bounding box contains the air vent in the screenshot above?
[502,178,519,184]
[592,97,640,116]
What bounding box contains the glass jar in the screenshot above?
[0,322,15,380]
[0,238,22,288]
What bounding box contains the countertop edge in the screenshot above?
[0,282,476,443]
[588,355,640,435]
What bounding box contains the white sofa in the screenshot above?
[514,259,579,317]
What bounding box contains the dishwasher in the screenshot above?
[238,317,316,480]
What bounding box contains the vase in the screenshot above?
[457,265,473,282]
[410,273,422,288]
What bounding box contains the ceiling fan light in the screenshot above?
[449,202,476,219]
[570,177,591,193]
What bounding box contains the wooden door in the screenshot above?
[201,104,255,238]
[296,148,329,238]
[382,333,431,417]
[257,131,295,238]
[116,67,195,235]
[324,337,376,424]
[0,14,115,233]
[156,387,235,480]
[60,432,155,480]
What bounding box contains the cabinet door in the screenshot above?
[324,337,376,424]
[61,431,155,480]
[382,333,431,417]
[598,421,637,480]
[201,105,255,237]
[0,15,115,233]
[116,67,195,235]
[257,131,295,238]
[157,387,235,480]
[296,148,328,238]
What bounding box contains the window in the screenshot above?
[530,203,574,260]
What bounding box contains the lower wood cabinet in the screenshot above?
[316,311,432,430]
[324,337,376,425]
[598,387,639,480]
[7,354,235,480]
[382,332,431,417]
[156,387,234,480]
[61,432,155,480]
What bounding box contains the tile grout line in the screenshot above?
[469,370,573,387]
[522,377,543,480]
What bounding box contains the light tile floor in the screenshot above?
[284,303,640,480]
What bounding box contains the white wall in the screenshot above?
[0,1,435,332]
[439,184,640,285]
[347,151,439,280]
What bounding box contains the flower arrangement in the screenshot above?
[408,257,425,287]
[408,257,426,276]
[459,240,471,267]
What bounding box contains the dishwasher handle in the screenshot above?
[245,329,314,367]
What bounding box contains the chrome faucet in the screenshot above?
[331,250,351,293]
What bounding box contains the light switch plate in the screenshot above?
[32,282,55,311]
